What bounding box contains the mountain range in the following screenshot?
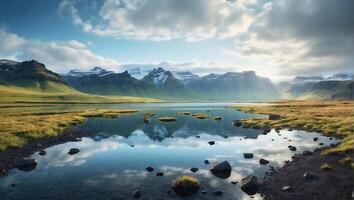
[62,66,279,101]
[1,59,352,101]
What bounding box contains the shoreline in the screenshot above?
[0,129,90,177]
[259,146,354,200]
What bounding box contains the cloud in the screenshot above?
[59,0,254,41]
[235,0,354,76]
[0,29,118,73]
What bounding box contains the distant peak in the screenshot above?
[151,67,165,73]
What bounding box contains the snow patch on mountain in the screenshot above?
[67,67,114,77]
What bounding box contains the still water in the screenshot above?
[0,103,337,200]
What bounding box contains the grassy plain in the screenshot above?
[0,108,139,151]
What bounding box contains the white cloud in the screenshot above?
[59,0,254,41]
[0,29,118,73]
[235,0,354,77]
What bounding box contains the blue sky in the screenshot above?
[0,0,353,82]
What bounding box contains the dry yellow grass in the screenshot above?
[232,100,354,155]
[0,109,139,151]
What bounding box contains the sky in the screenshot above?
[0,0,353,82]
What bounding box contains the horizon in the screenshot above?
[0,0,353,82]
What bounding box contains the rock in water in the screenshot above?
[204,160,210,164]
[68,148,80,155]
[288,145,297,151]
[240,175,259,195]
[171,176,200,197]
[16,158,37,171]
[210,161,231,179]
[190,167,199,173]
[259,158,269,165]
[156,172,164,176]
[145,166,154,172]
[232,120,242,127]
[39,150,46,156]
[302,150,313,156]
[208,141,215,145]
[243,153,254,159]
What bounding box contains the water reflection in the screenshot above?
[0,104,338,200]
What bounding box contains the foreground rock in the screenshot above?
[259,158,269,165]
[68,148,80,155]
[171,176,200,197]
[243,153,254,159]
[288,145,297,151]
[210,160,231,179]
[16,158,37,171]
[240,175,259,195]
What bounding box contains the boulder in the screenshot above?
[210,160,232,179]
[259,158,269,165]
[39,150,46,156]
[156,172,164,176]
[145,166,154,172]
[208,141,215,145]
[190,167,199,173]
[288,145,297,151]
[171,176,200,197]
[243,153,254,159]
[302,150,313,156]
[16,158,37,171]
[204,160,210,164]
[68,148,80,155]
[313,137,319,141]
[240,175,259,195]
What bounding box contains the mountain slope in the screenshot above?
[282,80,354,100]
[0,59,76,93]
[187,71,279,101]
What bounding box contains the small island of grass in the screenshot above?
[158,117,177,122]
[192,113,209,119]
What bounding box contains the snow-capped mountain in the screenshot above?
[293,75,325,82]
[327,73,353,81]
[142,67,172,85]
[66,67,114,77]
[171,71,199,83]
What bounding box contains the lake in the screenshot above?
[0,103,338,200]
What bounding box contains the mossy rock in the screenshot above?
[158,117,177,122]
[192,113,209,119]
[177,112,191,115]
[213,116,223,121]
[320,163,333,171]
[171,176,200,197]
